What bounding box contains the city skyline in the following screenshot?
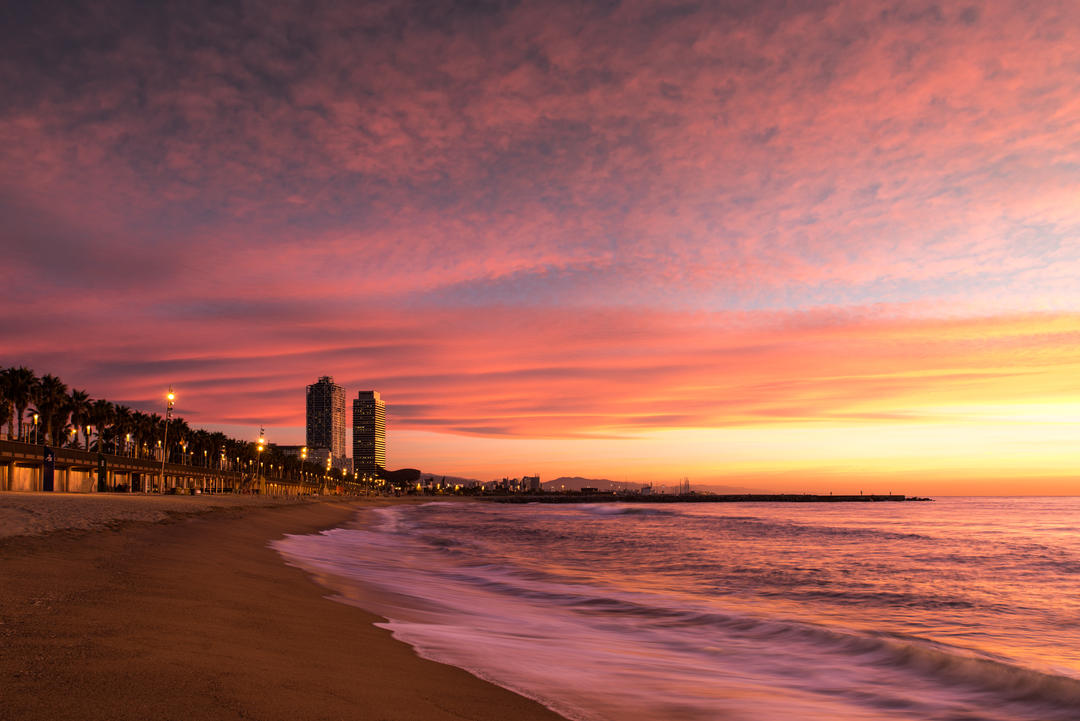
[4,2,1080,494]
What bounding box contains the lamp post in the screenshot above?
[256,428,265,493]
[159,386,175,494]
[32,413,39,444]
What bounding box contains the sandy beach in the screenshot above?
[0,493,566,721]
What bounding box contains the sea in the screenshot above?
[272,497,1080,721]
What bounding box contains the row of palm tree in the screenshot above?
[0,366,337,482]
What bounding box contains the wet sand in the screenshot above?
[0,496,566,721]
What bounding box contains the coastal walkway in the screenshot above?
[0,439,315,496]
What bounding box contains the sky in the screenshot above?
[3,0,1080,493]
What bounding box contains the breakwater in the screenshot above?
[492,493,931,503]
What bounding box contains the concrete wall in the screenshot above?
[11,465,37,492]
[64,469,95,493]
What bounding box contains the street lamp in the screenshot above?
[32,413,39,444]
[159,386,175,494]
[256,428,265,488]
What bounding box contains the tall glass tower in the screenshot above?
[352,390,386,473]
[306,376,346,468]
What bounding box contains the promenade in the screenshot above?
[0,439,315,496]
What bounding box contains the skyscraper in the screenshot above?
[352,390,386,474]
[306,376,345,469]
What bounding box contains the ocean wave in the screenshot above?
[274,499,1080,721]
[580,504,676,517]
[389,559,1080,711]
[564,595,1080,712]
[701,516,933,541]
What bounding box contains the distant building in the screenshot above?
[306,376,346,469]
[307,447,332,468]
[352,390,386,474]
[523,475,541,492]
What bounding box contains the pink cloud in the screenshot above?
[3,0,1080,465]
[6,300,1079,444]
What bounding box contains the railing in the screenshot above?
[0,438,245,479]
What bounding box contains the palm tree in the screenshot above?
[112,405,133,454]
[0,397,10,441]
[89,399,115,452]
[210,431,229,468]
[132,411,152,458]
[139,412,163,461]
[0,368,13,439]
[170,417,191,464]
[62,420,80,448]
[69,389,92,450]
[191,428,211,467]
[7,367,37,441]
[31,374,69,445]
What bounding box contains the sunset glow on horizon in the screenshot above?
[4,1,1080,493]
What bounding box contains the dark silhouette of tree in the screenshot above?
[0,368,13,438]
[6,367,37,441]
[31,374,69,445]
[90,399,115,452]
[69,389,92,450]
[112,404,133,454]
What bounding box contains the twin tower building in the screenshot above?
[305,376,385,474]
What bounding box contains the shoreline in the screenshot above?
[0,495,566,721]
